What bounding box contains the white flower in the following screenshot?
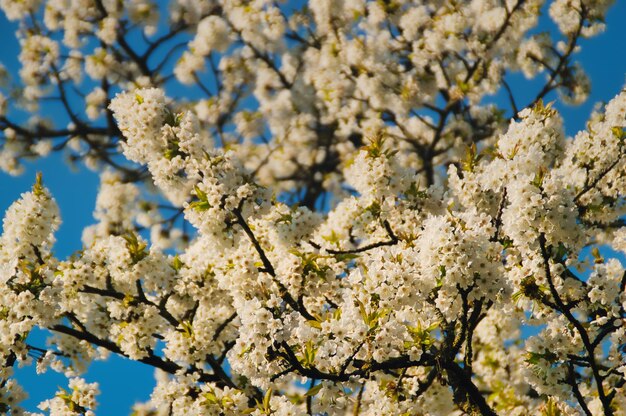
[189,15,231,56]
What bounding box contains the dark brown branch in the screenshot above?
[538,234,614,415]
[233,205,315,321]
[212,312,237,342]
[575,154,624,203]
[444,360,498,416]
[308,220,399,255]
[567,362,593,416]
[50,323,222,382]
[81,284,180,328]
[527,6,587,108]
[353,382,365,416]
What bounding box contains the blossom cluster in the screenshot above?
[0,0,624,415]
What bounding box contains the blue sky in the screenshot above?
[0,2,625,414]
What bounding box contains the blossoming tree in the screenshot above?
[0,0,625,414]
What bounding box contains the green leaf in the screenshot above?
[334,253,359,263]
[525,351,558,365]
[305,383,323,397]
[322,230,340,245]
[591,247,604,264]
[406,320,439,348]
[194,185,207,201]
[306,319,322,330]
[190,186,212,211]
[541,397,563,416]
[356,298,368,325]
[532,99,556,117]
[405,182,428,199]
[32,172,46,197]
[189,200,212,211]
[365,201,381,217]
[530,167,546,188]
[238,344,252,358]
[611,126,625,143]
[179,320,194,338]
[171,255,184,271]
[164,139,184,160]
[122,232,149,264]
[202,390,219,406]
[462,143,482,173]
[164,111,183,127]
[299,341,318,367]
[363,132,396,159]
[436,265,446,287]
[253,388,273,415]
